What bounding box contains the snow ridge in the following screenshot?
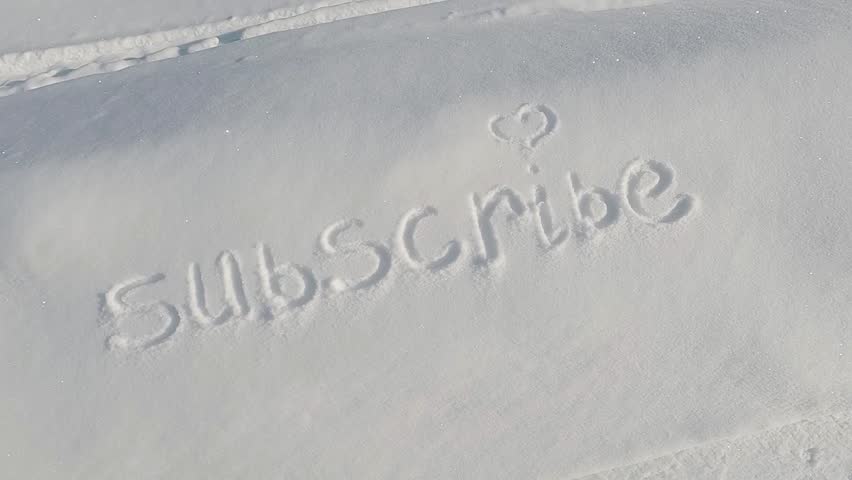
[0,0,671,97]
[0,0,448,97]
[570,411,852,479]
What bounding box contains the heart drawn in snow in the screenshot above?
[488,103,558,151]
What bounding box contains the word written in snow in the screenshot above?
[101,158,696,352]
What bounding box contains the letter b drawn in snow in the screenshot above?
[257,242,317,314]
[566,172,620,238]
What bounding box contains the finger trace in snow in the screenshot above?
[488,103,559,152]
[101,143,697,352]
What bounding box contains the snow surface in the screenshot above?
[1,0,852,478]
[1,0,379,52]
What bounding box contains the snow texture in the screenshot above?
[1,0,851,478]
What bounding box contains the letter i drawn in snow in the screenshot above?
[488,103,559,173]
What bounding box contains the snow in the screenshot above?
[1,0,851,478]
[0,0,451,94]
[0,0,370,52]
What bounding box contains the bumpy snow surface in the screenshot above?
[1,0,852,478]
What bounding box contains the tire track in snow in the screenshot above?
[0,0,671,97]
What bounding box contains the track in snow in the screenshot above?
[0,0,670,97]
[0,0,448,97]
